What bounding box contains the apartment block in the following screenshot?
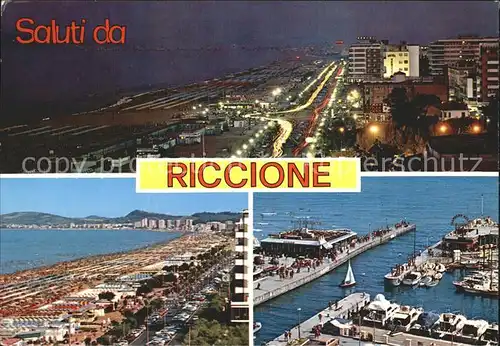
[479,42,499,102]
[428,36,499,76]
[230,209,250,323]
[348,37,385,82]
[383,43,420,78]
[158,219,166,229]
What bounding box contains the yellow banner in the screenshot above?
[136,158,360,192]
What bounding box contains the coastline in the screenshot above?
[0,230,186,281]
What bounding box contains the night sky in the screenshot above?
[2,1,498,47]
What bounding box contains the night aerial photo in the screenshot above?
[0,1,498,172]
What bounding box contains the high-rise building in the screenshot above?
[383,43,420,79]
[167,219,174,229]
[158,219,166,229]
[230,209,250,323]
[148,219,157,229]
[141,218,148,228]
[479,42,499,102]
[185,219,194,229]
[174,219,182,228]
[348,37,385,82]
[428,36,499,76]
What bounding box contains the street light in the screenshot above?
[439,124,448,134]
[369,124,379,134]
[472,124,481,134]
[339,127,345,133]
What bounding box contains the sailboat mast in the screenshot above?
[413,221,416,257]
[481,194,484,216]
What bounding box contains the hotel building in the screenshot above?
[428,36,499,76]
[383,43,420,78]
[348,37,385,82]
[230,209,250,323]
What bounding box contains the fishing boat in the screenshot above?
[384,272,403,287]
[402,271,422,286]
[434,273,443,280]
[426,280,439,288]
[435,263,446,273]
[419,276,433,287]
[339,260,356,288]
[253,322,262,334]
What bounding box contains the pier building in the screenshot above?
[260,228,357,258]
[441,217,498,252]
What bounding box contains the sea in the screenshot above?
[0,229,182,274]
[1,44,293,123]
[254,176,499,344]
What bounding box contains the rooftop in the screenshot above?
[261,228,356,247]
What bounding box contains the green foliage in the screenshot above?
[183,318,249,346]
[386,88,442,138]
[98,291,115,301]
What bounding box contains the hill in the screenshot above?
[0,210,241,226]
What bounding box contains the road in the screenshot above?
[129,257,233,346]
[269,62,341,157]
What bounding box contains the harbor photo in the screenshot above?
[253,177,498,346]
[0,178,250,346]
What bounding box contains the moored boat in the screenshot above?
[426,280,439,288]
[419,276,432,287]
[435,263,446,273]
[402,271,422,286]
[253,322,262,334]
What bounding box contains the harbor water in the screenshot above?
[0,229,182,274]
[254,176,499,344]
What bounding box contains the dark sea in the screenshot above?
[1,43,291,123]
[253,176,499,344]
[0,229,182,274]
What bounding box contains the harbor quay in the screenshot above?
[384,216,498,296]
[254,222,416,306]
[267,293,371,346]
[267,293,498,346]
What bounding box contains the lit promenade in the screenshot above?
[254,224,416,306]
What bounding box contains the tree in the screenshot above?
[136,284,152,296]
[98,291,115,301]
[482,97,499,135]
[386,87,410,128]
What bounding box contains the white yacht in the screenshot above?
[456,319,489,344]
[389,305,424,332]
[481,323,499,345]
[402,271,422,286]
[409,312,440,337]
[362,294,399,328]
[432,313,467,340]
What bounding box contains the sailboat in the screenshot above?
[340,260,356,288]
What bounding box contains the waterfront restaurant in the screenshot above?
[441,217,499,252]
[260,228,357,258]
